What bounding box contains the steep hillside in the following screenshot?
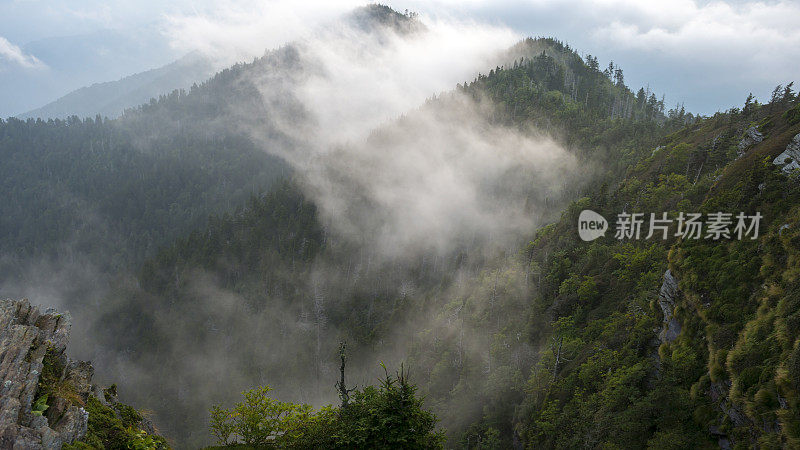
[102,51,800,448]
[7,5,790,448]
[84,36,687,446]
[499,90,800,448]
[0,4,427,277]
[0,115,286,272]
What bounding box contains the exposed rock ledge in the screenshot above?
[657,269,682,344]
[0,298,93,448]
[737,126,763,156]
[773,133,800,173]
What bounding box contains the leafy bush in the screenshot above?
[211,386,307,447]
[210,369,444,449]
[63,396,169,450]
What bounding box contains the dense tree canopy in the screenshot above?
[5,21,800,447]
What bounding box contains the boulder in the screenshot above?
[737,126,763,155]
[772,133,800,173]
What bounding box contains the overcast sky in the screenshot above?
[0,0,797,116]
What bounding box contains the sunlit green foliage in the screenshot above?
[208,370,444,449]
[63,396,169,450]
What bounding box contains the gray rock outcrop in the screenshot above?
[737,126,763,155]
[772,133,800,173]
[0,299,91,449]
[657,270,682,344]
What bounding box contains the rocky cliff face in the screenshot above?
[657,269,681,345]
[0,298,94,448]
[737,126,763,156]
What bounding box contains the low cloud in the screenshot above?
[291,16,521,143]
[161,0,362,68]
[233,13,573,258]
[0,36,45,70]
[294,94,576,258]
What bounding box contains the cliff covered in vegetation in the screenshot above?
[0,298,168,449]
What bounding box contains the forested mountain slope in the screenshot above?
[7,4,796,449]
[498,89,800,448]
[0,115,285,272]
[106,49,800,449]
[0,5,420,278]
[80,36,695,446]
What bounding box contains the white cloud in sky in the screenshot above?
[154,0,799,113]
[159,0,522,113]
[446,0,799,112]
[588,0,800,81]
[161,0,362,67]
[0,36,46,70]
[0,0,796,113]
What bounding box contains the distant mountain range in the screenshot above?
[0,26,186,118]
[18,52,215,120]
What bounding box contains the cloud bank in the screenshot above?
[589,0,800,83]
[161,0,362,68]
[2,0,795,114]
[226,10,575,258]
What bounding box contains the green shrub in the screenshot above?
[783,103,800,125]
[210,370,444,449]
[63,396,169,449]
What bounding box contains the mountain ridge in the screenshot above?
[18,52,216,121]
[4,4,798,447]
[78,35,688,446]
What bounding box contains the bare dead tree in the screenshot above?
[335,342,356,408]
[551,335,570,384]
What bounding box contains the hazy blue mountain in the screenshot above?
[19,52,215,120]
[0,27,182,118]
